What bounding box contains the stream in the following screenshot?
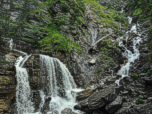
[9,12,145,113]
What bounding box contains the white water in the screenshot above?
[38,90,46,112]
[38,55,84,114]
[15,54,35,114]
[90,26,98,46]
[14,53,84,114]
[12,12,142,114]
[127,16,132,24]
[9,38,13,50]
[115,17,142,86]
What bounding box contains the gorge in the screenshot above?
[0,0,152,114]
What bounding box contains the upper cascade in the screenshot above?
[9,38,13,50]
[115,17,142,86]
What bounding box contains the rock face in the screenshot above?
[0,0,152,114]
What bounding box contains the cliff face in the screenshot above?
[0,0,152,114]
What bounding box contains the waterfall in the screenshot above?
[38,90,46,112]
[9,38,13,50]
[15,54,35,114]
[38,55,84,114]
[127,16,132,24]
[13,52,84,114]
[115,18,142,86]
[90,26,98,46]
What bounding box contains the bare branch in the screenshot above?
[91,33,113,47]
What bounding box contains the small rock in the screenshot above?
[89,58,96,64]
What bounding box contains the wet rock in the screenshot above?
[61,108,77,114]
[120,90,128,95]
[87,84,122,110]
[93,110,105,114]
[74,104,81,109]
[76,88,96,101]
[89,58,96,64]
[143,77,152,85]
[139,95,148,99]
[106,76,118,85]
[146,97,152,103]
[123,77,133,83]
[50,110,59,114]
[105,96,123,113]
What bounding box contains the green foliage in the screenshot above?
[33,0,86,54]
[125,1,152,81]
[115,29,123,35]
[100,39,117,68]
[147,91,151,96]
[136,98,144,104]
[83,0,116,27]
[131,74,141,80]
[108,2,114,9]
[98,67,102,72]
[113,12,127,23]
[125,0,152,24]
[113,23,120,30]
[106,36,109,39]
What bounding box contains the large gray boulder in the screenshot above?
[105,96,123,113]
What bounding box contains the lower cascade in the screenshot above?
[14,54,84,114]
[15,54,35,114]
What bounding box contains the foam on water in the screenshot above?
[115,24,142,86]
[9,38,13,50]
[90,26,98,46]
[14,54,84,114]
[15,55,34,114]
[127,16,132,24]
[38,90,46,112]
[37,55,84,114]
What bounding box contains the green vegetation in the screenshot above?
[0,0,127,57]
[136,98,144,104]
[98,67,102,72]
[100,40,118,64]
[125,0,152,79]
[83,0,116,27]
[147,91,151,96]
[0,0,86,56]
[131,74,142,80]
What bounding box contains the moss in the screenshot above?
[83,0,116,27]
[132,8,142,16]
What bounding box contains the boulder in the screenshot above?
[105,96,123,113]
[76,88,96,101]
[61,108,77,114]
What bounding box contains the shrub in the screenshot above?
[136,98,144,104]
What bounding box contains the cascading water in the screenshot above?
[38,55,84,114]
[14,54,35,114]
[127,16,132,24]
[38,90,46,112]
[9,38,13,50]
[11,34,84,114]
[11,8,144,113]
[90,26,98,46]
[115,17,142,86]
